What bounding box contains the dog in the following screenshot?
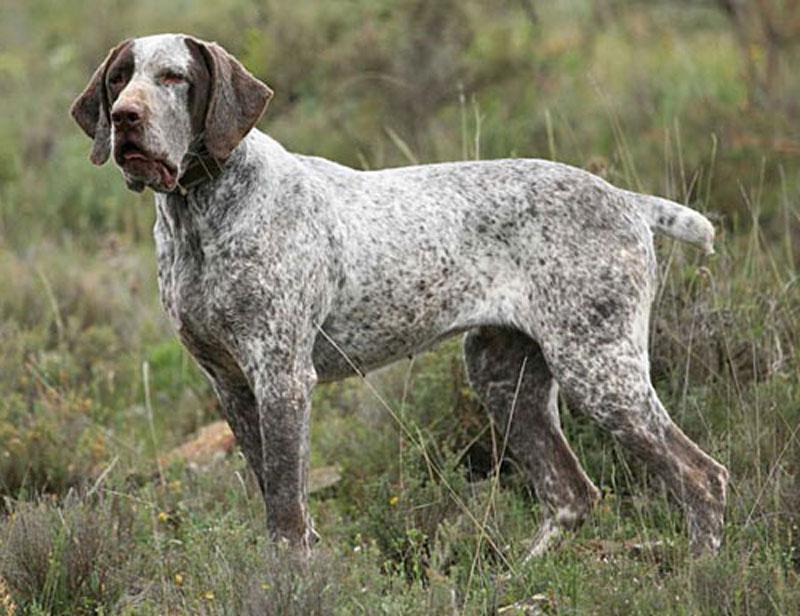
[71,33,728,559]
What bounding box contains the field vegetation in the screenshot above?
[0,0,799,613]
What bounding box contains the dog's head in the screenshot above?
[70,34,272,193]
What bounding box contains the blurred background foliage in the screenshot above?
[1,0,800,613]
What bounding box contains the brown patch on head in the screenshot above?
[104,44,135,106]
[184,37,273,160]
[184,38,212,137]
[70,40,132,165]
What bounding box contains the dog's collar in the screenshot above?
[175,144,225,195]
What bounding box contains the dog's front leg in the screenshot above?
[214,221,334,552]
[250,364,318,551]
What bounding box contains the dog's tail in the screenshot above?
[624,190,715,255]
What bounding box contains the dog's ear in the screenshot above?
[189,38,273,161]
[70,40,131,166]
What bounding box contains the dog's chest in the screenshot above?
[153,201,224,352]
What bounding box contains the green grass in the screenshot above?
[0,199,797,615]
[2,0,800,613]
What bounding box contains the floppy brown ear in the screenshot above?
[190,39,273,160]
[70,40,131,165]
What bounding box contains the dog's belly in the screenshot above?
[311,269,535,381]
[311,315,463,382]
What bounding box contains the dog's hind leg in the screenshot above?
[546,336,729,556]
[463,326,601,560]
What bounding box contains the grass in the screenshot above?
[1,0,800,613]
[0,173,797,616]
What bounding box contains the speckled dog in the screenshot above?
[71,34,728,559]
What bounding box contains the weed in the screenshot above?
[0,492,137,615]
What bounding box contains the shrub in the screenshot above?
[0,492,137,615]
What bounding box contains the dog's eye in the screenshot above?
[109,72,127,88]
[159,72,187,86]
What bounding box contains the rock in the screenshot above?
[498,594,550,615]
[161,420,236,469]
[309,465,342,494]
[161,421,341,493]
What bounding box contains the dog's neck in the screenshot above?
[175,140,226,195]
[158,136,257,229]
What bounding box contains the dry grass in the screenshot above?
[0,493,137,615]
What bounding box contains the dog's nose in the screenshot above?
[111,102,145,129]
